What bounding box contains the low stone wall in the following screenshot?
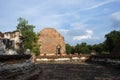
[36,55,90,63]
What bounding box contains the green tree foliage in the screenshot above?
[71,46,75,54]
[66,44,72,54]
[74,44,81,54]
[66,42,90,54]
[92,43,106,54]
[65,30,120,55]
[104,30,120,53]
[32,33,40,56]
[16,17,36,51]
[74,42,89,54]
[80,42,89,54]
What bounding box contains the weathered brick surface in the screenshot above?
[37,28,66,56]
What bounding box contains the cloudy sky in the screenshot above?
[0,0,120,45]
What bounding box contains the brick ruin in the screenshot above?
[0,30,24,55]
[37,28,66,56]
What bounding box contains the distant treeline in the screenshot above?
[66,30,120,55]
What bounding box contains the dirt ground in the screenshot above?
[35,63,120,80]
[0,63,120,80]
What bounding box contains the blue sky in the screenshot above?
[0,0,120,45]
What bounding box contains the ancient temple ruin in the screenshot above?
[37,28,66,56]
[0,30,24,55]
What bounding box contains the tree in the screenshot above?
[80,42,89,54]
[92,43,106,54]
[111,36,120,55]
[71,46,75,54]
[104,30,120,53]
[74,44,81,54]
[66,44,72,54]
[16,17,36,52]
[87,45,93,53]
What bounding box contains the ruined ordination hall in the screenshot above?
[37,28,66,56]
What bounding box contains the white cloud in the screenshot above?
[111,11,120,20]
[111,11,120,28]
[59,29,69,33]
[86,29,93,35]
[84,0,115,10]
[73,29,93,41]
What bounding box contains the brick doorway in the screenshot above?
[56,45,61,55]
